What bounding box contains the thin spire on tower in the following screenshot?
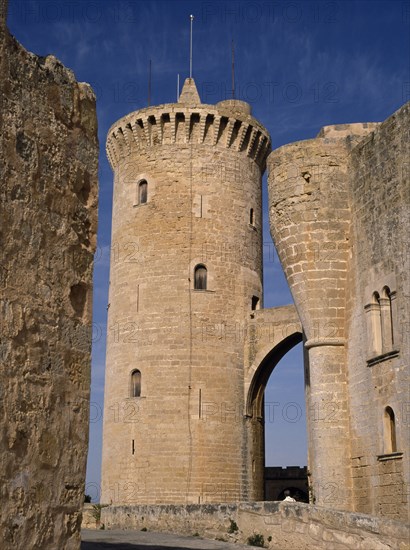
[231,40,235,99]
[189,14,194,79]
[148,59,152,106]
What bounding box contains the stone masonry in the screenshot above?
[1,0,408,544]
[102,63,409,524]
[346,104,409,520]
[0,1,98,547]
[101,78,271,505]
[268,103,409,519]
[101,501,410,550]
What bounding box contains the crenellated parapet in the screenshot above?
[106,98,271,170]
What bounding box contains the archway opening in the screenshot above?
[246,332,308,502]
[264,341,308,502]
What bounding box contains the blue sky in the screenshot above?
[7,0,409,502]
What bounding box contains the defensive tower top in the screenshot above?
[106,77,271,171]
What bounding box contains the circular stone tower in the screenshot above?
[101,79,271,505]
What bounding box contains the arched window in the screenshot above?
[366,285,399,364]
[194,264,207,290]
[381,286,394,349]
[250,208,255,226]
[138,180,148,204]
[369,291,382,356]
[130,370,141,398]
[384,406,397,453]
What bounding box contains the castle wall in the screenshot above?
[346,102,410,520]
[267,104,409,521]
[0,6,98,547]
[101,89,271,505]
[100,501,410,550]
[243,305,302,500]
[267,124,377,510]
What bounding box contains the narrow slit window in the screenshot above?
[130,369,141,398]
[384,406,397,453]
[250,208,255,225]
[194,264,207,290]
[139,180,148,204]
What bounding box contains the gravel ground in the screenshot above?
[81,529,262,550]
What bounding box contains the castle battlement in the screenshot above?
[106,79,271,170]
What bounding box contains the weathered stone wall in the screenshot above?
[267,124,377,510]
[82,504,99,530]
[346,102,410,520]
[101,80,271,505]
[100,502,410,550]
[0,5,98,548]
[267,104,409,521]
[243,304,302,500]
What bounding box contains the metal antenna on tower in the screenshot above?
[189,14,194,79]
[148,59,152,106]
[231,40,235,99]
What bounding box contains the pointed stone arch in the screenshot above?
[246,330,303,419]
[243,305,302,414]
[242,305,304,501]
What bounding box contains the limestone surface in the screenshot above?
[101,78,271,505]
[99,501,410,550]
[268,103,409,519]
[0,3,98,547]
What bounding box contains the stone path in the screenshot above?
[81,529,261,549]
